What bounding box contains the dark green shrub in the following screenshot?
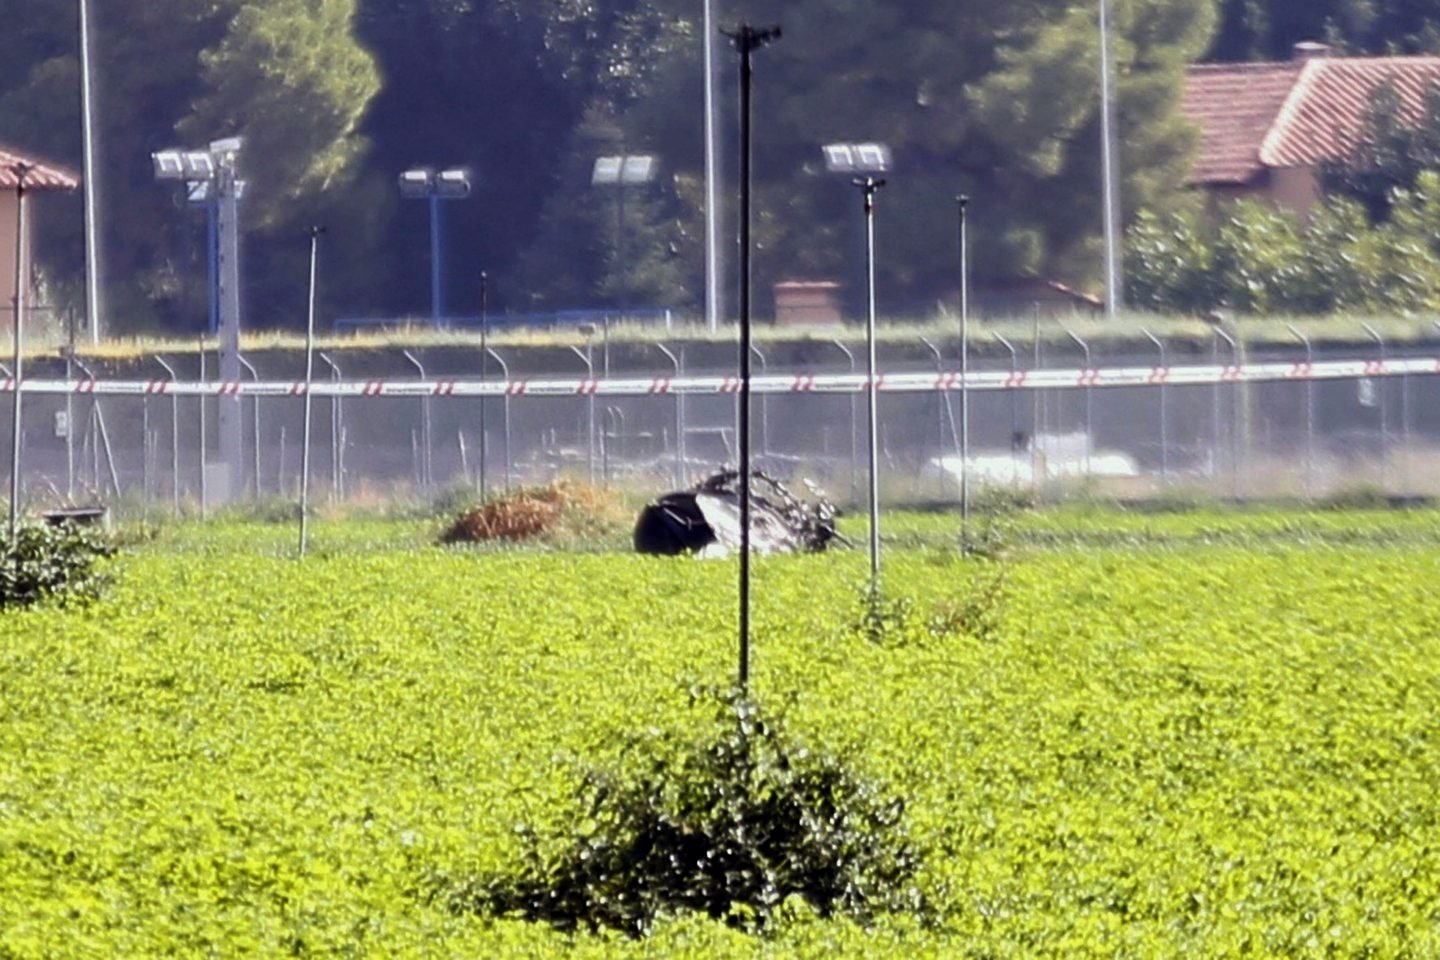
[432,689,926,937]
[0,522,117,609]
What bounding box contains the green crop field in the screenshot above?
[3,510,1440,956]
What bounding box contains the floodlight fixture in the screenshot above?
[434,167,472,198]
[209,136,244,158]
[822,142,892,175]
[181,151,215,181]
[398,167,434,199]
[151,150,186,181]
[621,155,657,184]
[592,154,658,186]
[186,181,213,205]
[591,156,622,185]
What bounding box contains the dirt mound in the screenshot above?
[439,482,622,544]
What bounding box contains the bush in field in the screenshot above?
[434,689,927,937]
[0,522,117,609]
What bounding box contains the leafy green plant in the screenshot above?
[0,521,117,609]
[433,688,927,937]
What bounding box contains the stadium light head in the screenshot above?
[592,154,658,186]
[151,150,186,181]
[208,136,243,159]
[434,167,472,198]
[181,151,215,181]
[822,142,892,175]
[398,167,434,199]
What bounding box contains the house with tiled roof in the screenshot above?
[1,145,79,334]
[1181,42,1440,214]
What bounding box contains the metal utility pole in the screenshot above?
[856,175,886,584]
[703,0,722,333]
[238,355,262,498]
[8,163,31,537]
[78,0,103,343]
[1099,0,1123,317]
[957,195,971,547]
[299,226,323,556]
[723,21,780,694]
[1143,328,1168,483]
[209,139,245,504]
[155,356,180,516]
[478,270,489,497]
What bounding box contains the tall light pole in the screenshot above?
[823,142,891,584]
[8,163,31,537]
[152,139,246,502]
[1099,0,1123,318]
[399,167,471,327]
[723,21,780,695]
[299,226,324,556]
[956,195,971,548]
[703,0,722,333]
[857,175,885,584]
[1143,328,1168,483]
[592,155,658,326]
[78,0,102,343]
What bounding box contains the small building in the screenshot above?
[1181,43,1440,215]
[774,280,843,326]
[1,145,80,334]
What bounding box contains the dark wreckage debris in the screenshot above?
[633,470,845,557]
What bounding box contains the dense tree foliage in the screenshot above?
[5,0,1440,333]
[1209,0,1440,61]
[1127,172,1440,314]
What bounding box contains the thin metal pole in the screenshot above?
[238,355,262,498]
[65,310,76,500]
[1362,322,1389,490]
[724,22,780,694]
[568,344,596,484]
[79,0,102,343]
[750,344,770,462]
[703,0,722,333]
[655,343,685,487]
[197,336,207,518]
[1287,323,1315,498]
[319,352,343,499]
[993,332,1020,487]
[8,164,30,537]
[957,196,971,545]
[478,270,488,497]
[299,226,323,556]
[830,338,859,502]
[1099,0,1123,317]
[857,175,886,584]
[486,347,511,491]
[1215,326,1239,498]
[1143,328,1168,483]
[1063,326,1092,476]
[155,357,179,516]
[921,337,952,496]
[402,350,433,488]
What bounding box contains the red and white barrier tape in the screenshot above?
[2,356,1437,398]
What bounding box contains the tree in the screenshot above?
[1210,0,1440,61]
[1320,79,1440,222]
[610,0,1217,315]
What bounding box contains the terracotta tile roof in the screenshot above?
[0,145,79,191]
[1181,63,1304,184]
[1263,57,1440,166]
[1183,56,1440,185]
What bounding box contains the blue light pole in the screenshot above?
[399,167,471,327]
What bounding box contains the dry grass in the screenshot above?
[438,481,630,545]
